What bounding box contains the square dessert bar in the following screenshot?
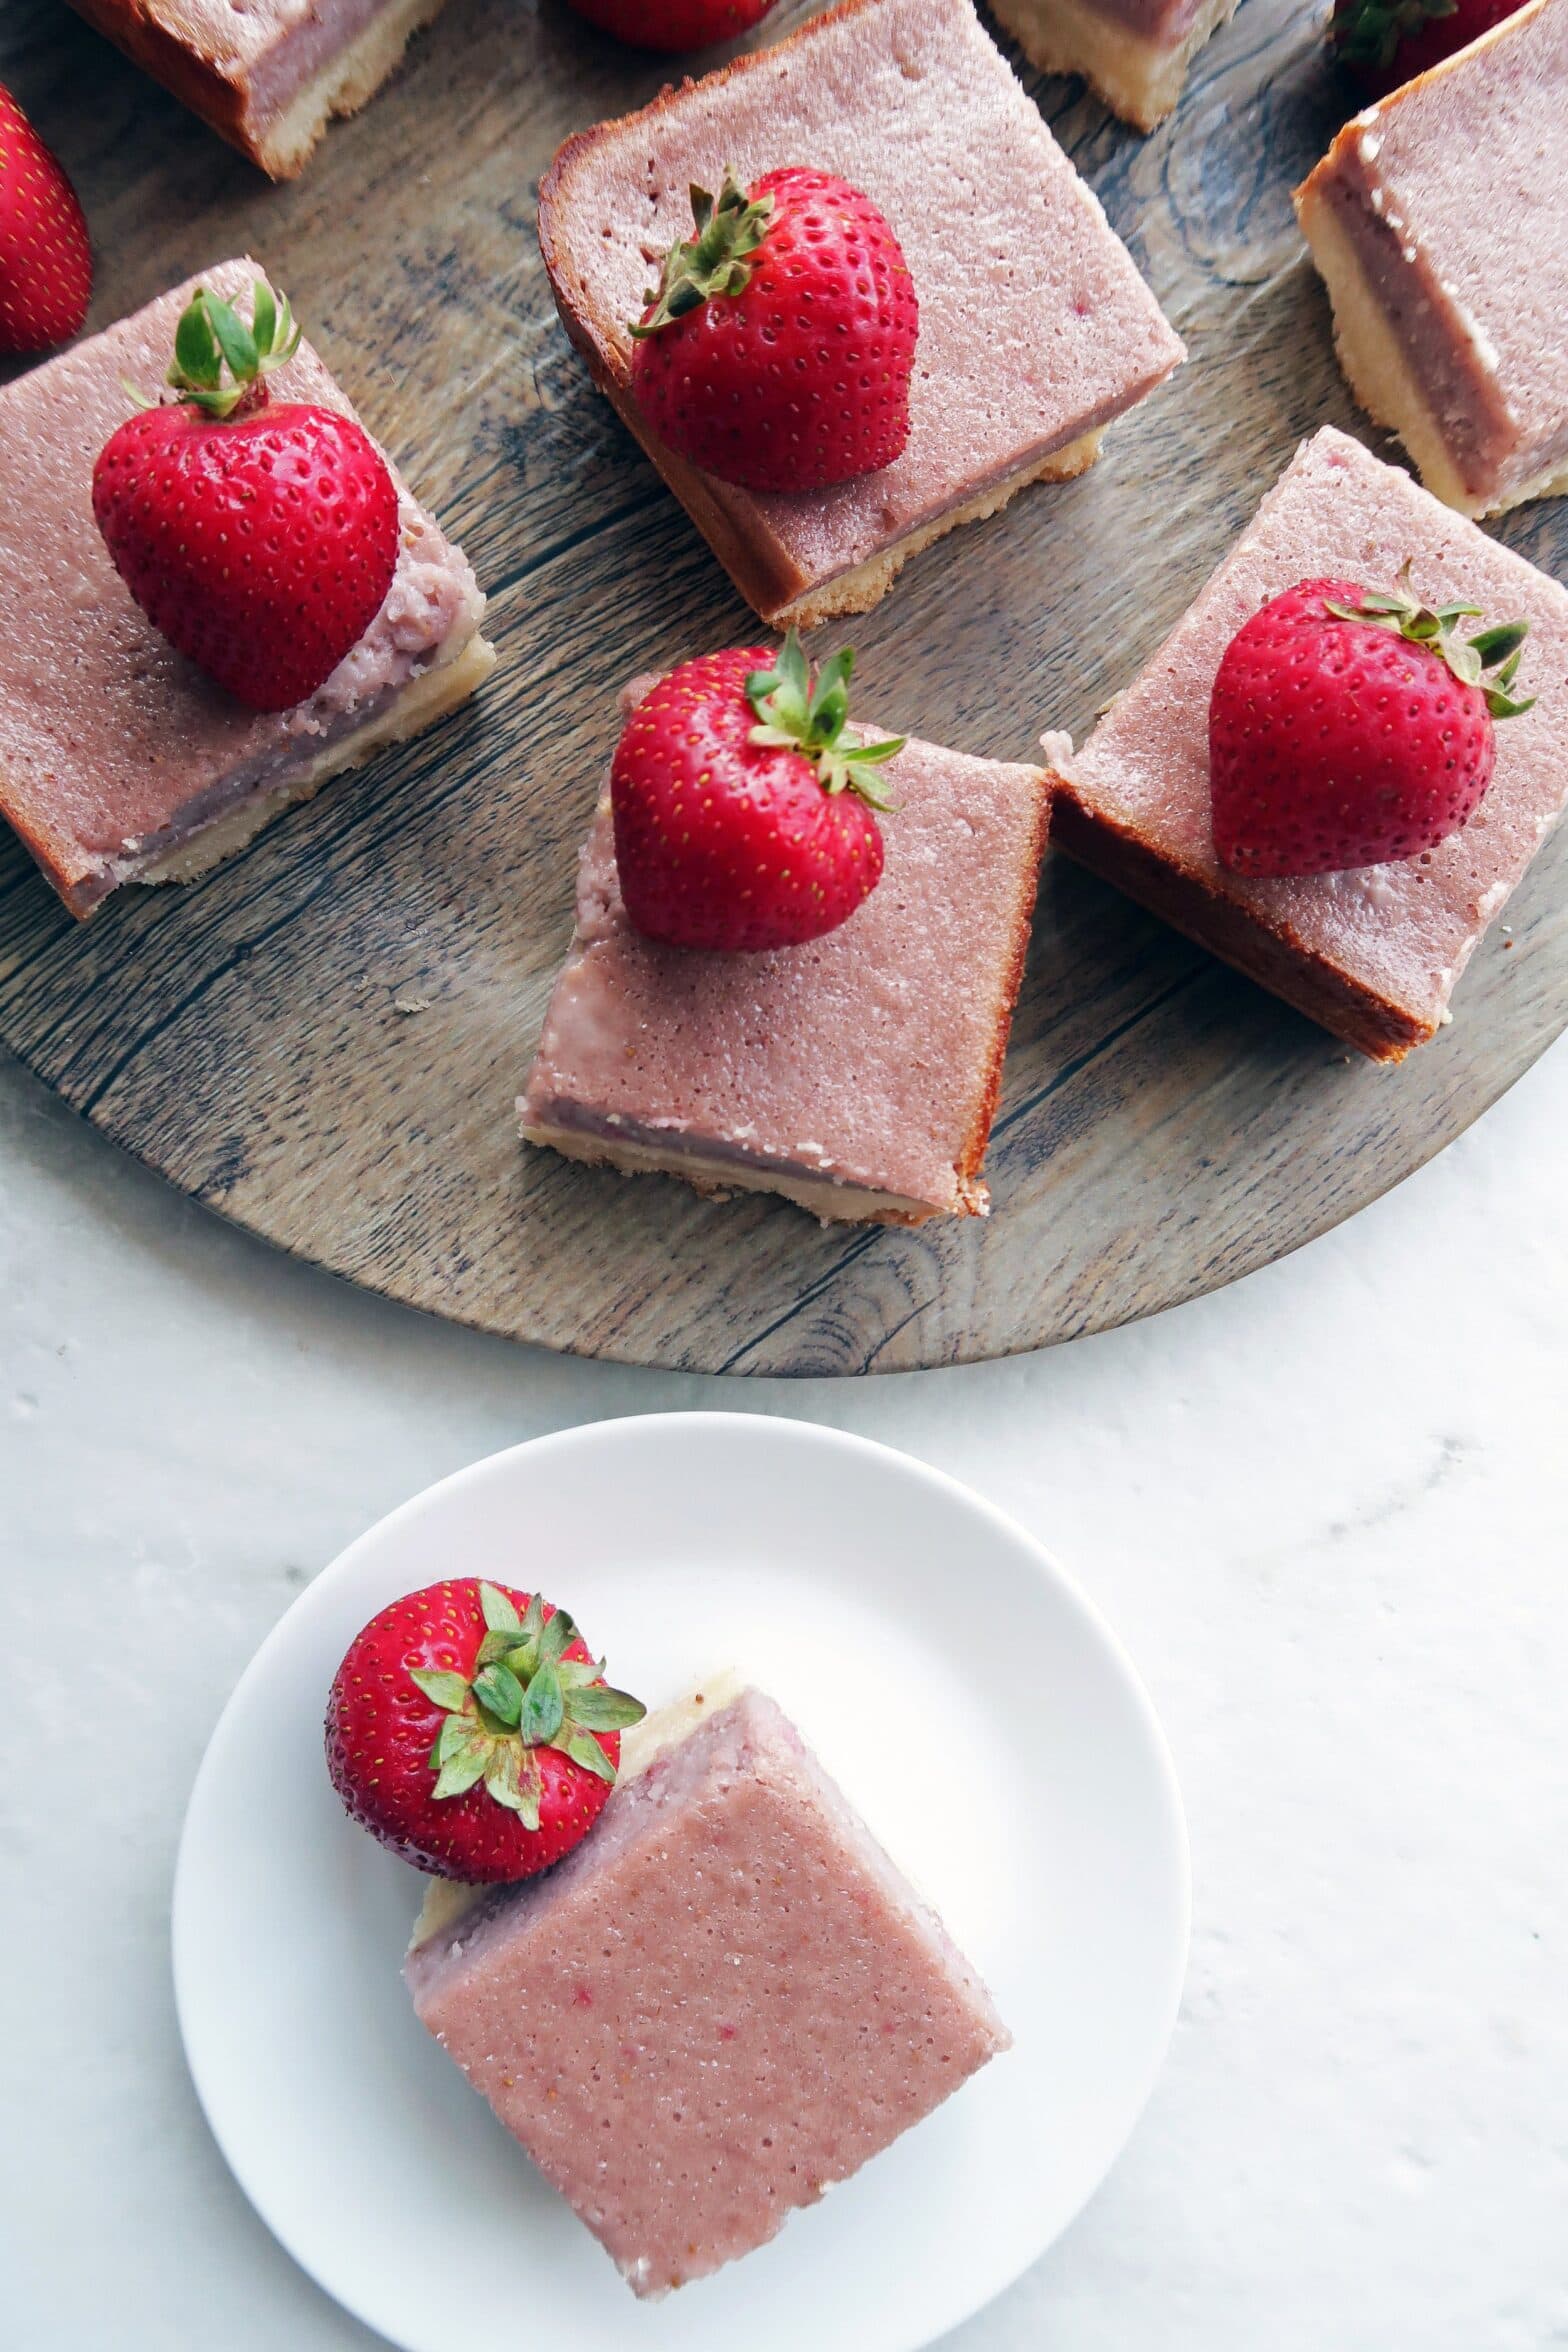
[406,1685,1010,2298]
[990,0,1245,132]
[1046,428,1568,1060]
[1297,0,1568,518]
[520,682,1051,1222]
[0,257,493,918]
[64,0,451,179]
[537,0,1184,629]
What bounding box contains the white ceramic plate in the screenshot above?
[174,1413,1189,2352]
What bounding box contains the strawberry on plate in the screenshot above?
[0,83,92,354]
[1209,569,1533,877]
[92,279,399,712]
[568,0,777,48]
[326,1579,647,1882]
[612,630,902,950]
[1329,0,1527,94]
[628,167,919,493]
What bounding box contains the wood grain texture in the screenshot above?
[1,0,1565,1375]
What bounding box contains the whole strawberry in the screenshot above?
[568,0,776,48]
[1329,0,1526,93]
[326,1579,647,1882]
[1209,572,1533,878]
[0,83,92,354]
[629,168,918,493]
[613,632,901,951]
[92,281,399,712]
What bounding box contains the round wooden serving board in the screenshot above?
[2,0,1566,1376]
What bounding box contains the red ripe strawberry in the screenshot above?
[568,0,776,48]
[612,632,900,951]
[1329,0,1526,94]
[92,280,399,712]
[325,1579,647,1883]
[0,83,92,354]
[1209,571,1534,878]
[628,167,918,493]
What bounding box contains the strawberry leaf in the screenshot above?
[504,1594,547,1677]
[410,1666,471,1714]
[479,1582,522,1635]
[435,1712,477,1764]
[202,292,259,385]
[556,1656,603,1689]
[171,298,222,392]
[805,646,854,742]
[747,633,812,742]
[485,1746,542,1830]
[1470,620,1530,668]
[520,1660,566,1746]
[536,1607,579,1670]
[567,1682,648,1733]
[432,1737,491,1801]
[250,279,277,361]
[552,1726,619,1786]
[473,1662,525,1729]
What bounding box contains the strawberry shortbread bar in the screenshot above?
[538,0,1184,628]
[63,0,452,178]
[519,675,1050,1223]
[1297,0,1568,518]
[407,1682,1010,2298]
[1046,428,1568,1059]
[0,258,492,917]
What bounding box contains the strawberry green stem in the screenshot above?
[165,281,303,420]
[409,1583,646,1832]
[1331,0,1459,71]
[630,172,776,338]
[1323,569,1535,720]
[745,631,905,810]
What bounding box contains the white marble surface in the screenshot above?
[3,1031,1566,2352]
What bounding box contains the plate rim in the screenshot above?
[171,1411,1192,2352]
